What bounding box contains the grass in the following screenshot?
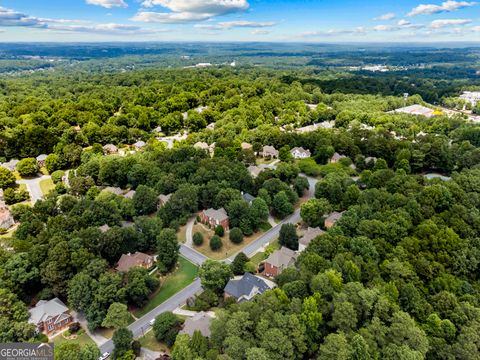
[177,223,188,243]
[133,257,198,318]
[53,331,96,347]
[12,171,21,180]
[39,178,55,195]
[192,223,267,260]
[249,239,280,266]
[139,330,170,353]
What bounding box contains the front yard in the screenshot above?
[133,256,198,318]
[52,330,96,347]
[139,331,170,353]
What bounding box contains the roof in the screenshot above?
[194,142,209,150]
[103,144,118,152]
[0,204,14,229]
[99,224,110,233]
[36,154,48,161]
[241,142,253,150]
[291,147,311,157]
[392,104,435,118]
[28,298,69,325]
[299,227,326,247]
[224,273,273,300]
[265,247,297,269]
[180,312,215,338]
[248,165,263,178]
[242,193,255,203]
[262,145,278,155]
[424,173,451,181]
[159,194,172,203]
[123,190,136,199]
[102,187,123,196]
[134,141,146,148]
[203,208,228,222]
[331,152,346,162]
[325,211,344,226]
[116,252,153,272]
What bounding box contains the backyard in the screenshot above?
[133,256,198,318]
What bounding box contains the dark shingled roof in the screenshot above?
[224,273,272,300]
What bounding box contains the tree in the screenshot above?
[190,330,208,358]
[102,302,131,329]
[153,312,180,346]
[317,332,351,360]
[300,198,332,227]
[272,191,294,218]
[293,176,310,197]
[55,342,81,360]
[229,227,244,244]
[112,327,133,359]
[125,267,159,307]
[45,153,62,173]
[157,228,180,273]
[172,333,194,360]
[231,252,248,275]
[199,260,233,292]
[279,223,298,251]
[193,232,204,246]
[132,185,158,215]
[209,235,223,251]
[215,225,225,237]
[16,158,38,177]
[0,167,16,189]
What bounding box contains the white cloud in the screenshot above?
[408,1,477,16]
[374,12,396,21]
[397,19,411,26]
[0,6,46,27]
[133,0,249,23]
[473,26,480,31]
[49,23,164,35]
[85,0,128,8]
[218,20,275,28]
[430,18,472,28]
[298,27,366,38]
[251,29,270,35]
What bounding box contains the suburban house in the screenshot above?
[330,152,347,163]
[325,211,344,229]
[364,156,377,164]
[36,154,48,168]
[224,273,275,302]
[99,224,110,233]
[0,202,14,229]
[299,227,326,252]
[101,187,124,196]
[390,104,435,118]
[133,141,146,150]
[116,252,154,272]
[179,312,215,338]
[241,142,253,151]
[248,165,264,179]
[290,147,311,159]
[103,144,118,155]
[123,190,136,200]
[424,173,451,181]
[194,142,209,151]
[261,145,279,159]
[153,126,163,133]
[158,194,172,207]
[460,91,480,106]
[28,298,73,336]
[264,247,298,277]
[200,208,230,231]
[242,192,255,204]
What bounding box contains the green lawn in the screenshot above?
[139,330,170,353]
[133,257,198,317]
[53,331,96,347]
[39,178,55,195]
[250,240,280,266]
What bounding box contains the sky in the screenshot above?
[0,0,479,42]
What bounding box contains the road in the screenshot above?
[99,279,202,355]
[17,174,51,203]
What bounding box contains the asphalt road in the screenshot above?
[99,279,202,354]
[179,244,208,266]
[17,175,51,203]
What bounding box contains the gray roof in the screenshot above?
[331,152,346,162]
[28,298,69,324]
[123,190,136,199]
[36,154,48,161]
[101,187,123,196]
[265,247,297,269]
[242,193,255,203]
[299,227,326,247]
[248,165,263,178]
[180,312,214,338]
[134,141,146,148]
[203,208,228,222]
[224,273,272,300]
[291,147,311,157]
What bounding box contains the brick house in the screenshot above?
[116,252,155,272]
[28,298,73,335]
[200,208,229,231]
[264,247,297,277]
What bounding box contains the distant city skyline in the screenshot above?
[0,0,479,42]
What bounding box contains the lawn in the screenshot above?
[139,330,170,353]
[53,331,96,347]
[39,178,55,195]
[249,239,280,267]
[133,256,198,318]
[192,223,267,260]
[177,223,188,243]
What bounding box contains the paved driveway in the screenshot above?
[17,174,51,203]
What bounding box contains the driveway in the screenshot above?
[184,216,196,247]
[17,174,51,204]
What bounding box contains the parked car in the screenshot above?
[98,352,110,360]
[149,318,155,326]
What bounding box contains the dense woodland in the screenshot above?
[1,50,480,360]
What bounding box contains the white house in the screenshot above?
[290,147,311,159]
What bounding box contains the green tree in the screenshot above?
[54,342,81,360]
[16,158,38,177]
[102,302,131,329]
[157,228,180,273]
[231,252,249,275]
[300,198,332,227]
[209,235,223,251]
[133,185,158,215]
[172,333,194,360]
[0,167,16,189]
[229,227,244,244]
[272,191,294,218]
[45,153,62,173]
[112,327,133,359]
[279,223,298,251]
[125,267,159,307]
[193,232,204,246]
[317,332,351,360]
[199,260,233,292]
[215,225,225,237]
[153,312,180,347]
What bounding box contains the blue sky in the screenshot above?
[0,0,479,42]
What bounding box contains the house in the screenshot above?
[101,187,124,196]
[242,192,255,204]
[133,141,146,150]
[247,165,264,179]
[200,208,229,231]
[299,227,326,252]
[206,123,215,130]
[194,142,209,151]
[0,202,14,229]
[325,211,344,229]
[158,194,172,207]
[116,252,154,272]
[264,247,298,277]
[424,173,451,181]
[103,144,118,155]
[153,126,163,133]
[36,154,48,168]
[224,273,275,302]
[330,152,346,163]
[28,298,73,335]
[460,91,480,106]
[179,312,215,338]
[241,142,253,151]
[99,224,110,233]
[364,156,377,164]
[290,147,311,159]
[1,159,19,172]
[261,146,279,159]
[123,190,136,200]
[391,104,435,118]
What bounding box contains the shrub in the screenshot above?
[193,232,204,246]
[209,235,223,251]
[153,312,180,346]
[215,225,224,237]
[51,170,65,184]
[69,322,81,334]
[16,158,38,177]
[229,227,244,244]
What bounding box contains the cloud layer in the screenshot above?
[86,0,128,8]
[408,1,477,16]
